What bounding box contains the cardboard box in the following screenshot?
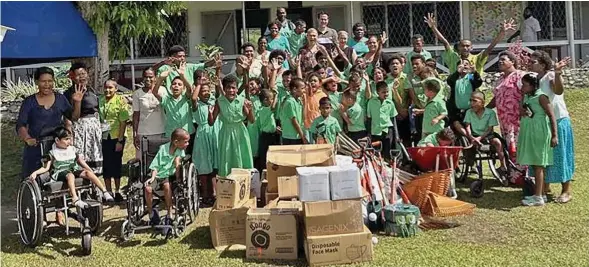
[276,200,303,211]
[297,167,330,202]
[209,197,257,251]
[265,190,278,206]
[231,168,261,199]
[216,172,251,210]
[266,144,335,193]
[278,175,299,199]
[328,165,363,200]
[305,226,373,267]
[303,199,364,236]
[245,208,299,260]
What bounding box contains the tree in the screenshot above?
[74,2,185,91]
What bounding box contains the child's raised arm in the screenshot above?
[318,45,343,78]
[243,100,255,123]
[191,83,201,111]
[363,73,372,100]
[208,101,220,126]
[540,95,558,147]
[153,70,170,103]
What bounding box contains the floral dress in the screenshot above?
[493,70,527,183]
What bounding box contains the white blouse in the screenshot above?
[539,71,569,120]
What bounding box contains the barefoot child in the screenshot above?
[145,128,190,225]
[310,97,342,144]
[418,127,455,147]
[192,80,220,205]
[209,75,255,177]
[367,81,398,160]
[519,73,558,206]
[29,127,114,208]
[421,79,447,138]
[279,78,307,145]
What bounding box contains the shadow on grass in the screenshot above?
[179,225,212,250]
[455,177,523,211]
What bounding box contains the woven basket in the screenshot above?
[401,176,433,210]
[423,191,476,217]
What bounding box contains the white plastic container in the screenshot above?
[296,167,330,202]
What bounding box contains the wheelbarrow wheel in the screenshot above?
[81,233,92,255]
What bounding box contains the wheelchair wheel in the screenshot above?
[487,146,511,186]
[191,168,200,217]
[456,136,470,183]
[87,204,103,234]
[185,163,199,219]
[120,220,134,241]
[17,179,44,247]
[175,216,186,237]
[81,232,92,255]
[470,180,484,198]
[127,187,145,225]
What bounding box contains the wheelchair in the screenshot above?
[455,134,515,198]
[121,135,199,241]
[17,137,104,255]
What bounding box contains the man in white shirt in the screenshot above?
[508,7,541,43]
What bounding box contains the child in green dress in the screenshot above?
[257,89,279,172]
[421,79,447,138]
[279,78,306,145]
[367,81,398,160]
[29,127,114,208]
[518,73,558,206]
[192,80,219,205]
[310,97,342,144]
[245,77,263,163]
[417,127,455,147]
[145,128,190,225]
[208,75,255,178]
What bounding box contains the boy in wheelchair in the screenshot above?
[456,91,508,178]
[28,127,114,208]
[144,128,190,226]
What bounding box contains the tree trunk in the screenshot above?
[75,2,110,94]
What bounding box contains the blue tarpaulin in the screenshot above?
[1,1,97,67]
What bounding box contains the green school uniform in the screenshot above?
[217,94,253,177]
[367,97,398,136]
[386,73,409,109]
[275,81,289,118]
[247,96,263,157]
[192,98,220,175]
[279,95,303,140]
[517,90,553,166]
[149,142,186,179]
[161,94,195,137]
[454,74,475,110]
[347,37,369,57]
[346,102,366,132]
[48,145,80,181]
[422,95,447,135]
[310,115,342,144]
[283,31,306,56]
[258,106,277,133]
[266,35,291,52]
[157,63,205,93]
[443,49,488,76]
[403,50,433,76]
[464,108,498,136]
[327,91,343,127]
[408,76,446,109]
[417,133,440,147]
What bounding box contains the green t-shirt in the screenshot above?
[283,31,306,57]
[442,49,488,76]
[266,35,291,52]
[149,142,186,179]
[161,94,195,137]
[98,94,130,139]
[403,50,433,76]
[454,74,474,110]
[367,97,398,136]
[347,37,369,57]
[258,106,277,133]
[310,115,342,144]
[409,76,446,109]
[464,108,498,136]
[422,96,447,135]
[418,133,440,147]
[157,63,205,93]
[346,102,366,132]
[279,95,303,140]
[327,91,343,127]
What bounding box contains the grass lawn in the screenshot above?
[1,89,588,267]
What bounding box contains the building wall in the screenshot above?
[186,1,360,56]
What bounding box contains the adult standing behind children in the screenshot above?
[153,45,216,90]
[529,51,575,203]
[263,7,296,36]
[507,7,541,45]
[403,34,432,76]
[132,68,166,160]
[425,13,517,75]
[348,22,369,57]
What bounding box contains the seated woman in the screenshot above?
[29,127,113,208]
